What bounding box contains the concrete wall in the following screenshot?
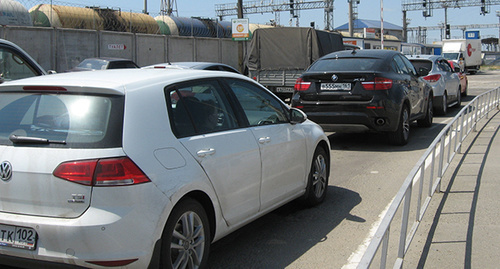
[0,25,243,73]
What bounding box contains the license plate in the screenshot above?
[321,83,351,91]
[0,224,37,250]
[275,87,294,93]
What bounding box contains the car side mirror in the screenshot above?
[290,108,307,124]
[47,70,57,74]
[453,66,461,73]
[417,67,430,77]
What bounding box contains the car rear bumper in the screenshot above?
[0,184,168,269]
[301,107,400,133]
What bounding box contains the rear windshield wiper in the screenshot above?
[9,134,66,145]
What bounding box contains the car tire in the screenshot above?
[461,81,468,97]
[388,105,410,146]
[437,93,447,115]
[418,96,433,128]
[161,197,211,269]
[302,147,329,206]
[453,87,461,108]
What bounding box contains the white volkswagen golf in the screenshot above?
[0,69,330,268]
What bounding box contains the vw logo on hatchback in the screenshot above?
[331,74,338,82]
[0,161,12,181]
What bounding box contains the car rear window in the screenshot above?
[309,57,381,72]
[409,60,432,72]
[0,93,123,148]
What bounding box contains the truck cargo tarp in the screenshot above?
[246,27,343,70]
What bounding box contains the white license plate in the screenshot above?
[275,87,294,93]
[321,83,351,91]
[0,224,37,250]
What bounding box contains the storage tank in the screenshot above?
[155,15,178,35]
[0,0,32,26]
[29,4,103,30]
[217,20,232,38]
[169,17,211,37]
[112,10,160,34]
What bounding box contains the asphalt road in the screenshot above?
[208,70,500,269]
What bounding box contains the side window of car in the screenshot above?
[401,56,418,76]
[226,79,289,126]
[0,46,39,81]
[166,79,239,138]
[393,55,409,75]
[439,60,452,72]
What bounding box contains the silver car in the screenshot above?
[408,55,461,115]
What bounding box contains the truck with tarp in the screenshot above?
[246,27,344,101]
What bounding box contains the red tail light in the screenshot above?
[54,157,150,186]
[423,74,441,83]
[361,77,393,90]
[23,86,67,92]
[294,78,312,91]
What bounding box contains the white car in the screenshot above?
[0,69,330,268]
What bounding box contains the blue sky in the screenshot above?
[49,0,499,43]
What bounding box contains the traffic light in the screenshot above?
[446,24,450,38]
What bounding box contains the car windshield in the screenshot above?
[0,93,123,148]
[309,57,381,72]
[442,53,459,61]
[77,59,109,70]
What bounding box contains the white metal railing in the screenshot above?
[357,87,500,269]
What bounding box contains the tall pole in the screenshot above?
[348,0,354,37]
[380,0,384,49]
[238,0,244,74]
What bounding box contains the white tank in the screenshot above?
[0,0,32,26]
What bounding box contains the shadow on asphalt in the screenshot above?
[208,186,362,268]
[326,105,469,153]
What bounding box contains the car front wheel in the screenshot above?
[161,198,211,269]
[388,105,410,146]
[418,96,433,128]
[302,146,329,206]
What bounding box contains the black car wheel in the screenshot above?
[418,96,433,127]
[161,198,211,269]
[437,93,448,115]
[454,87,461,108]
[389,105,410,146]
[302,147,329,206]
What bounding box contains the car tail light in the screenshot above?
[54,157,150,186]
[423,74,441,83]
[23,86,67,92]
[361,77,393,90]
[294,78,312,91]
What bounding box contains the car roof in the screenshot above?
[407,55,442,61]
[320,49,401,60]
[0,69,249,95]
[82,57,132,62]
[143,62,237,70]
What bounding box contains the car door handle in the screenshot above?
[197,148,216,157]
[258,137,271,144]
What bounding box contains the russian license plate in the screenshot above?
[321,83,351,91]
[275,87,294,93]
[0,224,37,250]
